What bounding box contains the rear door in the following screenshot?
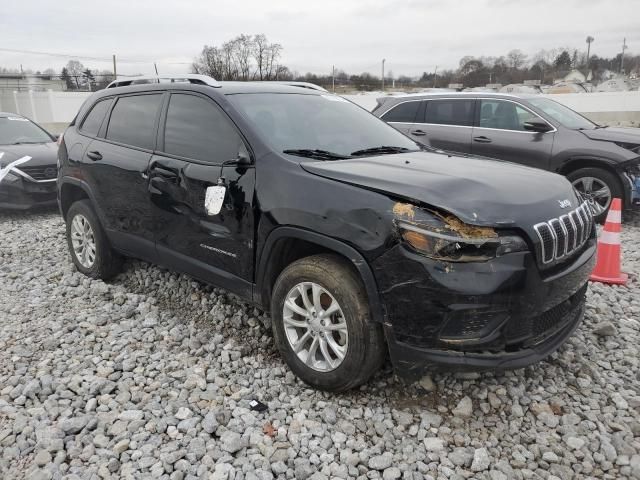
[378,100,422,137]
[81,92,164,260]
[471,98,555,168]
[149,91,256,298]
[412,98,475,152]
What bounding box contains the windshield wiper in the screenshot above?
[350,145,412,157]
[283,149,350,160]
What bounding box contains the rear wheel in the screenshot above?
[567,167,622,223]
[271,254,385,392]
[66,200,122,280]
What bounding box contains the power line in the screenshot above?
[0,47,191,65]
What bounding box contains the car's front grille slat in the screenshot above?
[14,165,57,181]
[533,201,593,266]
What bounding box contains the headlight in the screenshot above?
[398,221,528,262]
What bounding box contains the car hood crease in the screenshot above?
[301,152,579,227]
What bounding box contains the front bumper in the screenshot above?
[0,178,57,210]
[372,238,596,379]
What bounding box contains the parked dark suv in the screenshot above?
[58,75,596,391]
[373,92,640,222]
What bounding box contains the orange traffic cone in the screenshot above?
[590,198,628,285]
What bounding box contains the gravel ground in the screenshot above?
[0,208,639,480]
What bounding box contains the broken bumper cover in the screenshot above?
[0,179,57,209]
[372,238,596,379]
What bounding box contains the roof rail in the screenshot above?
[266,81,328,92]
[107,74,221,89]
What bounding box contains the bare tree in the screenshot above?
[193,34,284,81]
[66,60,85,89]
[506,50,528,70]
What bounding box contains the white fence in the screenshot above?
[1,89,639,134]
[0,90,91,133]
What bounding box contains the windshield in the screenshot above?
[0,116,53,145]
[527,98,597,130]
[227,93,419,158]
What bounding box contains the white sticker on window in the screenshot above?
[204,185,226,216]
[321,95,347,102]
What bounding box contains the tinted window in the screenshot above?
[106,94,162,149]
[424,99,474,126]
[479,100,541,131]
[81,99,111,136]
[163,94,244,163]
[381,101,420,123]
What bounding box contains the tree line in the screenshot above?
[2,36,637,92]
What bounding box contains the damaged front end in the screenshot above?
[618,158,640,207]
[374,201,595,380]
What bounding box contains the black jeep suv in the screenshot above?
[58,75,596,391]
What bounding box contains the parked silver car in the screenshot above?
[373,92,640,222]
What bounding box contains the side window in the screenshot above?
[106,94,163,149]
[163,93,244,164]
[424,99,474,126]
[479,100,540,131]
[80,99,112,136]
[381,101,420,123]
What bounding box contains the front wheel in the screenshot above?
[271,254,385,392]
[567,167,622,223]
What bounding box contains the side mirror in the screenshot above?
[523,120,553,133]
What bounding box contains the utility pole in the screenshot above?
[381,58,386,91]
[332,65,335,93]
[154,62,159,75]
[433,65,438,88]
[586,36,594,71]
[112,54,117,78]
[620,38,628,74]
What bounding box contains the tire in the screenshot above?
[271,254,385,392]
[65,199,122,280]
[567,167,623,224]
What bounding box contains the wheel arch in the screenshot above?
[59,177,98,220]
[557,157,627,204]
[256,227,385,324]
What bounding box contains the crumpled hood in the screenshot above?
[580,126,640,144]
[0,143,58,168]
[301,151,581,227]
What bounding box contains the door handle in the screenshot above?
[473,136,492,144]
[411,129,427,136]
[87,151,102,161]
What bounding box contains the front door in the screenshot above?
[471,99,555,169]
[149,92,255,298]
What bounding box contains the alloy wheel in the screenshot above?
[70,214,96,268]
[282,282,349,372]
[571,176,611,216]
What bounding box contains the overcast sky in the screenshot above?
[1,0,638,77]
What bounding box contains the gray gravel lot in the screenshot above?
[0,208,639,480]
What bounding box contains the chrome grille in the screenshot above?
[533,202,593,265]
